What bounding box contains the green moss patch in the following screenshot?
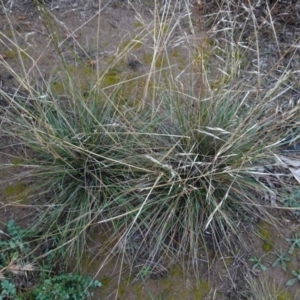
[4,182,28,203]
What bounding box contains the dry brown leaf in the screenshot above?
[89,60,97,67]
[0,54,7,60]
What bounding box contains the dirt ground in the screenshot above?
[1,0,300,299]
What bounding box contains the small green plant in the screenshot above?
[286,269,300,287]
[0,279,17,300]
[0,221,101,299]
[286,234,300,255]
[0,220,29,254]
[0,220,31,277]
[283,188,300,216]
[32,273,101,300]
[272,251,291,271]
[249,255,267,271]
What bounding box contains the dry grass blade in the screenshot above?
[0,256,36,279]
[5,262,36,275]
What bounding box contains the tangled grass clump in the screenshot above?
[115,81,299,269]
[0,83,157,259]
[1,0,300,279]
[1,72,296,271]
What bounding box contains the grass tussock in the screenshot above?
[0,0,300,278]
[246,274,300,300]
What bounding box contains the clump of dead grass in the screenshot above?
[0,259,35,280]
[246,274,299,300]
